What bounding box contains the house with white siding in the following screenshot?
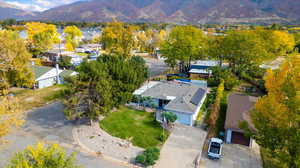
[133,81,207,126]
[32,65,77,89]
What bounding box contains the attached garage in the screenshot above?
[173,111,192,126]
[231,131,250,146]
[225,93,257,147]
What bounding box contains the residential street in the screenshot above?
[0,102,126,168]
[155,124,207,168]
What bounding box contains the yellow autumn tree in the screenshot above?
[6,142,81,168]
[26,22,60,56]
[241,55,300,168]
[271,31,295,55]
[0,30,34,89]
[0,30,33,143]
[64,26,82,52]
[136,30,149,52]
[101,21,136,59]
[153,29,167,48]
[0,97,23,144]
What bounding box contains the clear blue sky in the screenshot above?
[4,0,83,11]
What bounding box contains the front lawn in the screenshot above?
[10,85,67,112]
[100,106,165,148]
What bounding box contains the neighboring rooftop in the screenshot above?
[225,93,257,131]
[191,60,220,67]
[31,65,76,80]
[259,57,285,70]
[135,81,207,114]
[189,69,212,74]
[31,65,53,79]
[60,70,76,78]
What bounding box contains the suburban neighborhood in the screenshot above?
[0,2,300,168]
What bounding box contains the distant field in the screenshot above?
[100,106,165,148]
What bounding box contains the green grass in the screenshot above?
[11,85,67,111]
[100,106,165,148]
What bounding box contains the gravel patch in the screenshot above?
[74,122,144,165]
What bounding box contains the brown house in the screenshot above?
[225,93,257,147]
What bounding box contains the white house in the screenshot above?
[32,65,77,89]
[69,54,84,66]
[133,81,207,126]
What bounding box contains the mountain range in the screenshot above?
[2,0,300,24]
[0,1,34,20]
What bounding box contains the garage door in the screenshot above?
[231,131,250,146]
[173,112,191,126]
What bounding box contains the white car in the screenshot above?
[208,138,223,160]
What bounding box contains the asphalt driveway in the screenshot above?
[200,143,262,168]
[155,124,207,168]
[0,102,126,168]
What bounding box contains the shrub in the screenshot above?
[135,147,160,167]
[208,67,239,90]
[159,133,168,142]
[135,154,146,164]
[161,112,177,124]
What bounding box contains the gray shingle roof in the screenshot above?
[141,81,207,114]
[225,93,257,131]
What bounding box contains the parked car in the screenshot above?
[208,138,223,160]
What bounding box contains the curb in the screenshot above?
[72,127,140,168]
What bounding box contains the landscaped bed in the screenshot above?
[100,106,165,148]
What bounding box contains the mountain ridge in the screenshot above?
[2,0,300,24]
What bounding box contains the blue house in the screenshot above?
[189,60,220,78]
[134,81,207,126]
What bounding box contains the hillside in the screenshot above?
[2,0,300,24]
[0,1,35,20]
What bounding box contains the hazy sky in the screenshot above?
[4,0,83,11]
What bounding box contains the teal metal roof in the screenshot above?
[31,65,53,79]
[60,70,75,78]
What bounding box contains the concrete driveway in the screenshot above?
[155,124,207,168]
[0,102,126,168]
[200,143,262,168]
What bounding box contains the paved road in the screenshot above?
[0,102,126,168]
[155,124,207,168]
[200,143,262,168]
[144,58,168,77]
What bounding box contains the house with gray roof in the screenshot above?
[31,65,77,89]
[134,81,207,126]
